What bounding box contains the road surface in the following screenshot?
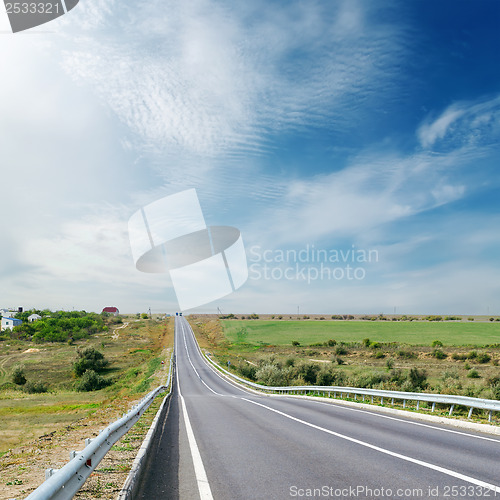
[135,317,500,499]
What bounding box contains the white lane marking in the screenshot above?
[307,398,500,444]
[182,327,221,396]
[241,397,500,493]
[182,319,249,395]
[177,369,214,500]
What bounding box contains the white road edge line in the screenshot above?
[241,397,500,494]
[306,398,500,444]
[177,333,214,500]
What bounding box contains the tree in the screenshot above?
[12,366,26,385]
[73,347,108,377]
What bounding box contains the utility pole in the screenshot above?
[148,307,152,319]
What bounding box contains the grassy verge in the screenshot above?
[0,315,174,454]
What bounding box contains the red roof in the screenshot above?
[102,307,119,313]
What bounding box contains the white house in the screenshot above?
[28,314,42,322]
[1,317,22,331]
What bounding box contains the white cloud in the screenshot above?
[418,94,500,149]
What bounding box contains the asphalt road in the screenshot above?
[136,317,500,500]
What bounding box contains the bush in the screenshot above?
[452,353,467,361]
[362,338,370,347]
[432,349,447,360]
[397,349,417,359]
[326,339,337,347]
[291,340,301,347]
[467,369,480,379]
[467,351,478,359]
[373,351,385,359]
[238,363,257,381]
[385,358,394,370]
[24,381,48,393]
[407,368,428,390]
[74,348,108,377]
[370,342,381,349]
[467,317,475,321]
[316,368,334,386]
[11,366,26,385]
[75,370,112,392]
[294,362,320,384]
[476,353,491,364]
[335,346,348,355]
[431,340,443,347]
[255,364,291,386]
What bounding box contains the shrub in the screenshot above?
[255,364,291,386]
[385,358,394,370]
[291,340,301,347]
[370,342,381,349]
[476,353,491,364]
[294,362,320,384]
[407,368,428,390]
[238,363,257,381]
[467,317,475,321]
[11,366,26,385]
[326,339,337,347]
[431,340,443,347]
[334,356,345,365]
[74,348,108,377]
[373,351,385,359]
[362,338,370,347]
[467,351,478,359]
[316,368,334,386]
[24,381,48,393]
[432,349,447,360]
[467,369,480,379]
[451,353,467,361]
[76,370,112,392]
[335,346,348,355]
[397,349,417,359]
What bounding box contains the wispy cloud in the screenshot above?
[418,94,500,149]
[59,0,411,163]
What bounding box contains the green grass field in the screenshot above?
[222,320,500,346]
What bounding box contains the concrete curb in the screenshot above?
[116,358,174,500]
[202,350,500,438]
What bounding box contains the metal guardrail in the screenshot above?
[205,354,500,422]
[24,354,174,500]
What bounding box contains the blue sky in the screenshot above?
[0,0,499,314]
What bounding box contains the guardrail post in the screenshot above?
[488,411,492,422]
[84,438,93,447]
[362,394,365,402]
[468,407,473,419]
[391,398,394,405]
[403,400,406,408]
[381,396,384,405]
[432,402,436,412]
[45,469,58,480]
[371,396,373,404]
[449,404,454,416]
[70,450,81,460]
